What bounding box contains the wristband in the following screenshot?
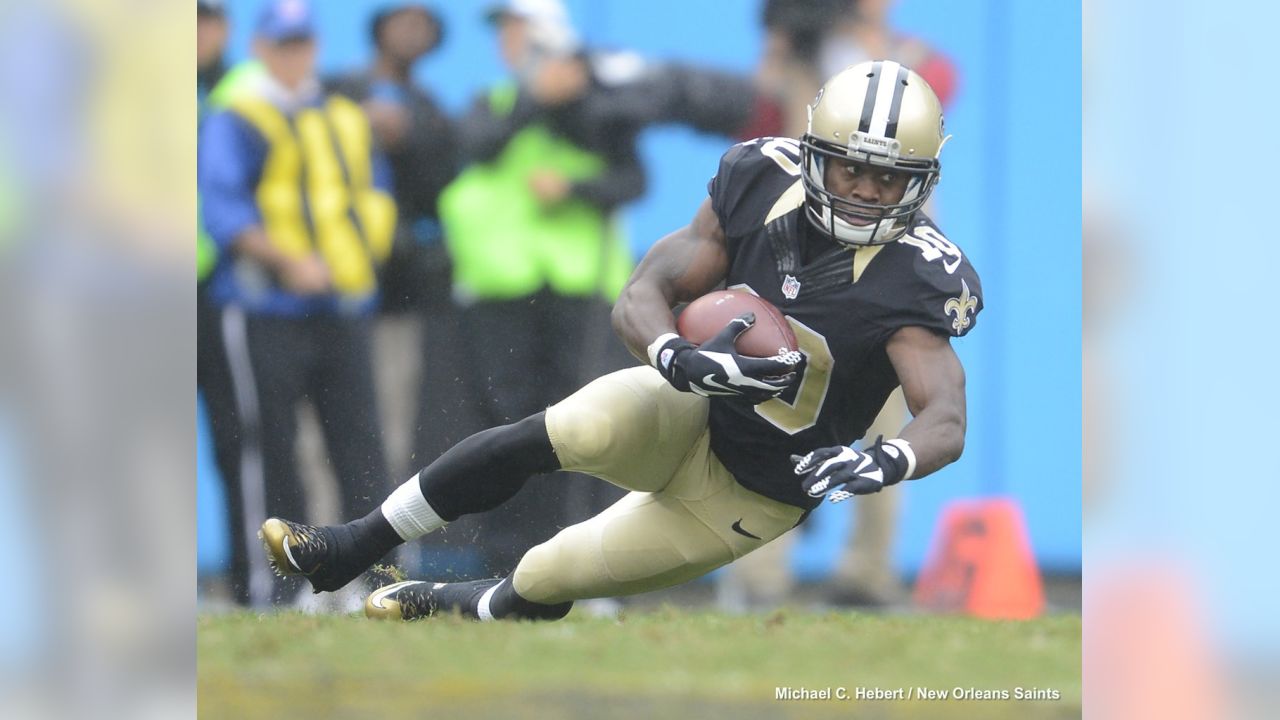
[881,438,917,481]
[646,332,683,369]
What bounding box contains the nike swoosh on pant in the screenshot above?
[731,519,762,540]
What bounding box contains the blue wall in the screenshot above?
[205,0,1081,574]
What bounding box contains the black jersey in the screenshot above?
[703,137,983,509]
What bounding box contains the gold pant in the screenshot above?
[512,367,805,604]
[721,388,907,604]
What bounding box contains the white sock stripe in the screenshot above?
[380,473,447,541]
[884,438,917,480]
[476,583,500,622]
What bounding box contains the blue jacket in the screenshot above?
[199,92,394,317]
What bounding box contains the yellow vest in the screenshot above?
[229,94,395,296]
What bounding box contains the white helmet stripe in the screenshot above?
[883,64,912,138]
[866,60,903,138]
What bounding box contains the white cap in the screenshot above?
[486,0,579,54]
[487,0,570,24]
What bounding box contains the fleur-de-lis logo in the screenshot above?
[944,278,977,334]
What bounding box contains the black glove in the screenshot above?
[653,313,800,404]
[792,437,914,503]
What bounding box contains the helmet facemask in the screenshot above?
[799,132,939,247]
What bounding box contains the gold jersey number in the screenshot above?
[756,317,834,434]
[729,284,835,434]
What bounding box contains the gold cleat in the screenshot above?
[260,517,377,592]
[259,517,326,578]
[365,581,434,621]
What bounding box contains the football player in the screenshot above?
[260,60,982,621]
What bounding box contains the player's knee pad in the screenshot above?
[547,371,671,471]
[511,537,572,604]
[550,404,623,467]
[511,522,604,605]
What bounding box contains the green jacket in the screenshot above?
[439,85,632,301]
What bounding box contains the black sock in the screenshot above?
[485,576,573,621]
[428,579,503,618]
[432,577,572,621]
[417,412,560,521]
[340,506,404,568]
[337,412,558,566]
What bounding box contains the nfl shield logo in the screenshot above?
[781,274,801,299]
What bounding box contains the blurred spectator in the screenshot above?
[326,3,455,317]
[756,0,954,140]
[434,0,643,572]
[755,0,846,138]
[815,0,956,104]
[197,0,275,609]
[197,0,244,605]
[721,0,959,611]
[197,0,231,444]
[322,4,466,481]
[323,3,480,578]
[197,1,229,113]
[197,0,396,607]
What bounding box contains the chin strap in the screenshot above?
[808,204,903,247]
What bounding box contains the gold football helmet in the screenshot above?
[802,60,951,246]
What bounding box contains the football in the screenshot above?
[676,290,798,358]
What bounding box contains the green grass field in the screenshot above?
[198,607,1080,719]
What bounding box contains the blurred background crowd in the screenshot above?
[196,0,1081,614]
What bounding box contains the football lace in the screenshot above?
[773,349,803,365]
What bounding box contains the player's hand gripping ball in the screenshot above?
[676,290,798,359]
[653,291,801,403]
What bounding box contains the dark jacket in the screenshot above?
[325,71,457,225]
[458,50,761,213]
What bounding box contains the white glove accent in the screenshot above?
[647,333,682,369]
[697,351,792,394]
[813,447,871,483]
[797,446,884,503]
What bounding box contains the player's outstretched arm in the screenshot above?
[612,197,730,362]
[794,325,965,503]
